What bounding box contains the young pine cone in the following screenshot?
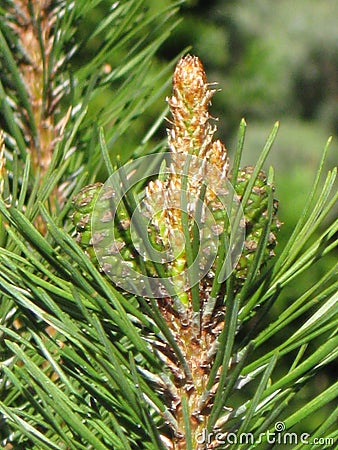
[232,166,281,283]
[71,182,140,278]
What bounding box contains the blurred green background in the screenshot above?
[73,0,337,436]
[76,0,337,206]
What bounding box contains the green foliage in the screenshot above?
[0,1,337,449]
[1,124,336,449]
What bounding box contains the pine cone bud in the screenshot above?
[71,182,137,274]
[233,166,281,283]
[72,183,103,257]
[167,54,216,157]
